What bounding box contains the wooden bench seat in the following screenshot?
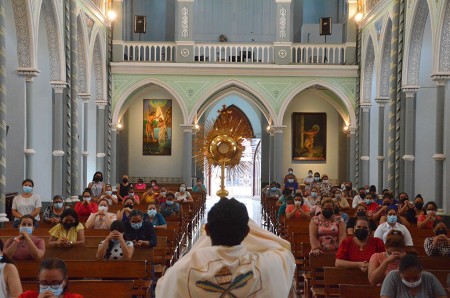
[323,267,370,297]
[339,284,381,298]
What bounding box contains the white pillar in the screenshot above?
[181,124,194,185]
[360,104,371,186]
[272,125,285,184]
[96,100,107,175]
[375,98,389,191]
[79,94,90,188]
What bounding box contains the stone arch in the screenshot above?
[77,14,89,94]
[403,0,430,86]
[362,34,376,103]
[189,79,275,126]
[112,79,188,125]
[377,17,393,98]
[437,1,450,72]
[279,79,357,129]
[10,0,34,68]
[92,34,105,101]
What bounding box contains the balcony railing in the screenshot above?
[121,41,349,65]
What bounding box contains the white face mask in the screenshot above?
[323,179,329,184]
[98,206,108,212]
[288,170,293,174]
[401,278,422,288]
[288,179,294,183]
[180,187,186,192]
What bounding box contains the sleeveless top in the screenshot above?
[0,263,9,298]
[90,182,104,197]
[119,183,131,199]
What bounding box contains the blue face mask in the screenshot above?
[365,199,372,205]
[166,201,174,205]
[54,202,63,209]
[20,226,33,235]
[271,187,277,191]
[23,186,33,193]
[39,283,64,296]
[387,215,397,224]
[106,191,112,196]
[110,238,120,244]
[311,192,317,198]
[314,177,320,181]
[147,209,157,217]
[84,197,91,202]
[131,222,143,230]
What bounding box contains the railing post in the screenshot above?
[274,0,292,65]
[175,0,194,63]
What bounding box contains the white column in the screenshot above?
[348,126,357,182]
[272,125,285,184]
[96,99,107,175]
[111,126,118,185]
[274,0,292,65]
[51,81,67,196]
[79,94,90,188]
[180,124,194,185]
[175,0,194,62]
[360,104,371,186]
[375,98,389,191]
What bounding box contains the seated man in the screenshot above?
[156,198,295,297]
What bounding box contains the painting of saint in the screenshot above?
[143,99,172,155]
[292,113,326,161]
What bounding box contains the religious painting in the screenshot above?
[143,99,172,155]
[292,112,326,161]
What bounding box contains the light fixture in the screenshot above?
[107,10,117,21]
[116,123,122,129]
[343,125,349,132]
[195,124,200,130]
[266,125,271,131]
[354,12,363,22]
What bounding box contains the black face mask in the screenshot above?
[415,202,423,209]
[354,228,369,241]
[124,204,134,209]
[94,176,102,182]
[383,203,390,206]
[322,209,334,219]
[123,178,128,183]
[360,193,366,199]
[62,222,73,230]
[435,229,447,236]
[346,186,352,190]
[356,211,366,217]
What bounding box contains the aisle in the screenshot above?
[204,195,262,226]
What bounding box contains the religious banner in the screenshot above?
[292,112,327,161]
[143,99,172,155]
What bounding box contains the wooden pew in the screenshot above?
[428,270,450,288]
[323,267,370,297]
[0,228,110,237]
[419,256,450,270]
[339,284,381,298]
[304,253,336,298]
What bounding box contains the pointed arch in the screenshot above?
[437,1,450,72]
[92,34,105,101]
[189,79,275,126]
[77,13,89,94]
[377,17,393,98]
[11,0,34,68]
[279,79,356,129]
[362,35,376,103]
[112,78,188,125]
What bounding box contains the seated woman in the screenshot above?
[192,178,207,193]
[335,217,385,272]
[18,258,83,298]
[124,210,157,248]
[0,239,22,297]
[284,174,299,192]
[134,178,147,190]
[374,205,414,247]
[380,254,447,298]
[309,198,346,255]
[12,179,41,227]
[265,181,282,198]
[276,188,293,206]
[306,186,320,207]
[346,203,377,234]
[74,188,98,217]
[363,194,379,219]
[175,183,193,202]
[369,230,406,285]
[142,185,159,205]
[150,179,159,191]
[49,209,85,247]
[99,184,118,205]
[417,201,442,229]
[85,198,117,229]
[160,193,180,217]
[116,197,135,223]
[123,186,140,205]
[4,214,45,260]
[424,220,449,256]
[96,220,134,261]
[318,174,332,197]
[332,188,350,211]
[43,195,67,224]
[143,203,167,229]
[286,192,310,220]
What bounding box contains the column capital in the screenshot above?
[79,94,91,103]
[360,104,371,112]
[275,0,292,3]
[402,155,415,161]
[401,86,420,97]
[52,150,65,157]
[50,81,68,93]
[432,154,446,161]
[431,73,450,86]
[24,149,36,156]
[271,125,286,134]
[180,124,196,133]
[177,0,194,2]
[345,126,357,135]
[375,97,389,106]
[17,68,40,81]
[95,99,108,108]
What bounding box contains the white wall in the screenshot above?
[282,89,345,181]
[124,85,183,178]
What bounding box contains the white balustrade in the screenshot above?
[123,42,177,62]
[291,44,346,64]
[193,43,274,63]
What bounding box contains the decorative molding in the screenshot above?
[11,0,32,68]
[42,0,62,81]
[377,156,385,161]
[52,150,65,157]
[431,74,450,86]
[78,94,91,103]
[82,151,89,157]
[360,156,370,161]
[17,68,39,81]
[402,155,415,161]
[360,104,371,112]
[180,124,196,133]
[77,17,88,93]
[278,49,288,59]
[50,81,68,94]
[96,153,106,158]
[439,2,450,72]
[363,37,375,103]
[379,22,392,97]
[181,7,189,38]
[24,149,36,156]
[348,126,357,135]
[93,37,104,101]
[95,100,108,108]
[375,97,389,106]
[401,86,419,97]
[180,48,190,57]
[432,154,446,161]
[279,7,287,39]
[272,125,286,134]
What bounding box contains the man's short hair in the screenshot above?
[207,198,249,246]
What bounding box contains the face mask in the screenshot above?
[54,202,63,209]
[387,215,397,224]
[323,180,329,184]
[62,222,73,230]
[427,210,436,216]
[288,170,293,174]
[124,204,133,209]
[365,199,372,205]
[166,201,174,205]
[356,211,366,217]
[122,178,128,183]
[334,207,340,214]
[84,197,91,202]
[354,228,369,241]
[147,209,157,217]
[365,189,370,194]
[435,229,447,236]
[311,192,317,198]
[131,222,142,230]
[94,176,101,182]
[346,186,352,190]
[110,238,120,244]
[39,283,64,296]
[151,183,156,186]
[335,194,341,199]
[179,187,186,192]
[322,209,333,219]
[23,186,33,193]
[360,193,366,199]
[341,184,346,190]
[106,191,112,196]
[288,179,294,183]
[314,177,320,181]
[98,206,108,212]
[415,202,423,209]
[271,187,277,191]
[128,193,134,197]
[401,278,422,288]
[161,192,166,196]
[20,226,33,235]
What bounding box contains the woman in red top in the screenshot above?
[74,188,98,217]
[19,258,82,298]
[417,201,441,229]
[335,217,385,272]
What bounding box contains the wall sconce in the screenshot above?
[116,123,123,130]
[107,10,117,22]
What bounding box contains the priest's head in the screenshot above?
[206,198,250,246]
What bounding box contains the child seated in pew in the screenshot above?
[124,210,157,248]
[19,258,82,298]
[143,204,167,229]
[85,198,117,229]
[49,209,85,248]
[96,220,134,261]
[0,239,22,297]
[157,187,168,204]
[3,214,45,260]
